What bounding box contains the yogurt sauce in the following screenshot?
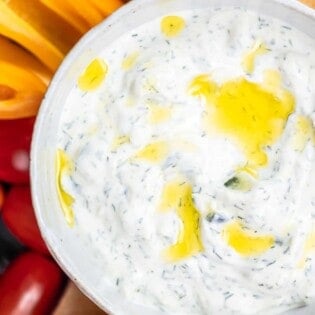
[56,7,315,315]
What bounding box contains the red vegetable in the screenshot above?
[0,216,25,275]
[2,185,49,255]
[0,184,4,210]
[0,252,64,315]
[0,117,34,183]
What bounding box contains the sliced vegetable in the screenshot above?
[224,174,253,192]
[224,177,240,189]
[0,61,46,93]
[0,35,52,85]
[40,0,90,34]
[0,1,64,70]
[90,0,124,16]
[64,0,104,27]
[300,0,315,8]
[4,0,81,53]
[0,252,64,315]
[0,61,45,119]
[0,216,24,274]
[0,118,34,183]
[2,185,49,255]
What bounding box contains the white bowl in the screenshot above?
[31,0,315,314]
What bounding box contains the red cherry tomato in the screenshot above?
[0,184,4,210]
[0,214,24,275]
[0,118,35,184]
[0,252,64,315]
[2,185,49,255]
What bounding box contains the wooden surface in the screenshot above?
[53,282,106,315]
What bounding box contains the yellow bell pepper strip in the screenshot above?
[0,61,46,95]
[64,0,104,27]
[0,85,15,101]
[0,35,52,85]
[39,0,90,34]
[0,1,63,71]
[300,0,315,8]
[0,61,45,119]
[3,0,81,55]
[0,91,43,120]
[90,0,124,16]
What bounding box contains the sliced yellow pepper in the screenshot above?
[300,0,315,9]
[0,61,45,119]
[0,35,52,85]
[64,0,104,27]
[0,61,46,93]
[40,0,90,34]
[0,1,63,71]
[4,0,81,54]
[90,0,124,16]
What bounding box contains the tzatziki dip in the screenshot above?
[55,6,315,315]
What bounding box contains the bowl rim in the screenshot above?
[30,0,315,314]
